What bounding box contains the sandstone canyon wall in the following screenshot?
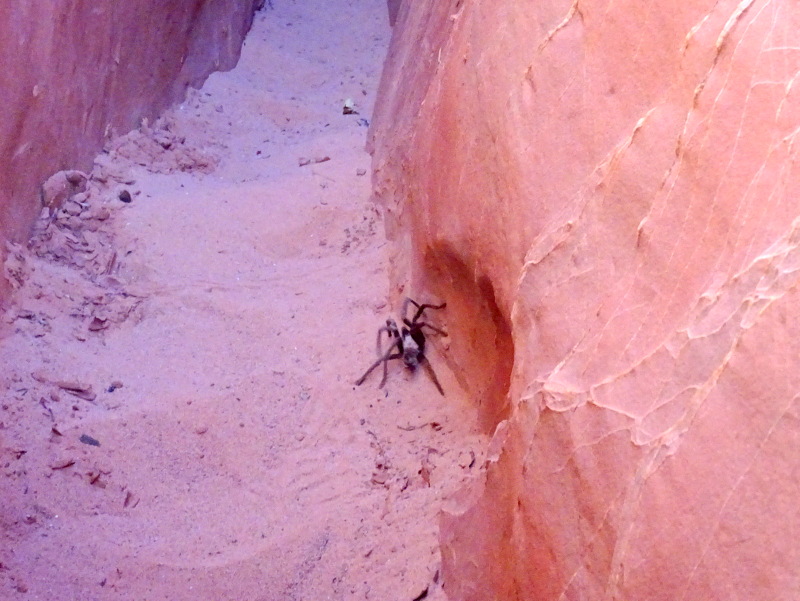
[370,0,800,599]
[0,0,262,305]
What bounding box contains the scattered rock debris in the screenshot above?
[298,155,331,167]
[103,116,219,176]
[342,98,358,115]
[55,381,97,402]
[50,458,76,471]
[79,434,100,447]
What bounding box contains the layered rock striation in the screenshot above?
[370,0,800,598]
[0,0,262,304]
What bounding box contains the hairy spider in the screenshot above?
[355,298,447,395]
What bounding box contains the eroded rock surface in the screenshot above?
[370,1,800,598]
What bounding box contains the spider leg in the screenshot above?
[376,319,400,356]
[402,298,446,324]
[412,321,448,337]
[420,355,445,396]
[356,339,401,386]
[379,352,403,388]
[402,298,421,323]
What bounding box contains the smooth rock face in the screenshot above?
[370,1,800,599]
[0,0,261,304]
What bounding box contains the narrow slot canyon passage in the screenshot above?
[0,1,486,598]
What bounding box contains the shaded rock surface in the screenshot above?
[0,0,262,304]
[370,0,800,599]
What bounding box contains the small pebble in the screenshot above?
[79,434,100,447]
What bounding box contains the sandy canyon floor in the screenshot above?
[0,1,487,599]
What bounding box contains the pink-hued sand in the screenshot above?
[0,2,484,598]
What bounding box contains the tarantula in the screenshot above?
[355,298,447,395]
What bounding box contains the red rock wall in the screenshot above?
[370,0,800,599]
[0,0,261,304]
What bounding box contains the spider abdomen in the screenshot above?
[401,329,424,369]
